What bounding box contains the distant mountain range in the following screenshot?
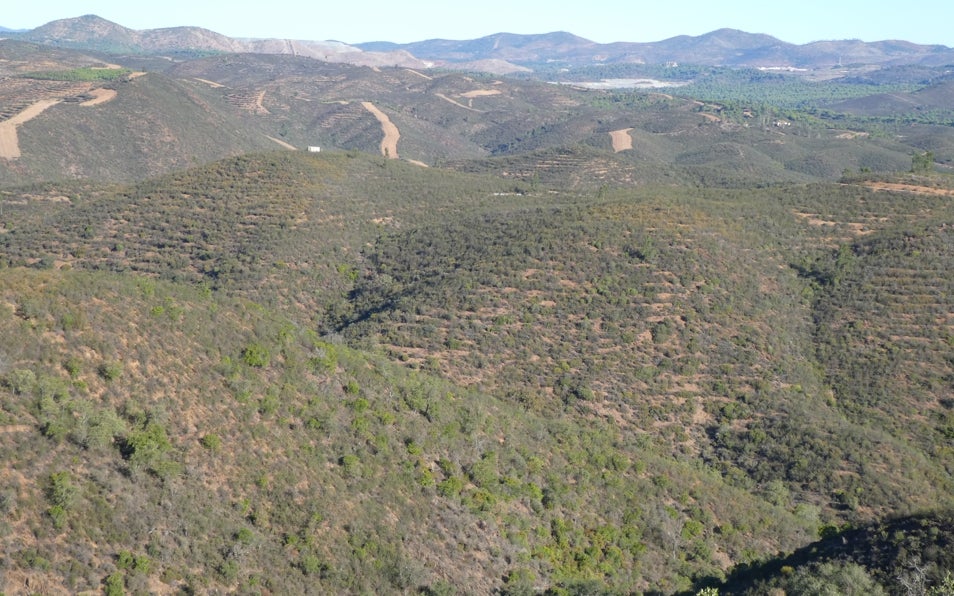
[5,15,954,74]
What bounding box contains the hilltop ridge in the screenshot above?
[6,15,954,72]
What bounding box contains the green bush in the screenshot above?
[104,571,126,596]
[437,476,464,497]
[200,433,222,451]
[98,361,124,382]
[242,343,271,367]
[6,368,36,394]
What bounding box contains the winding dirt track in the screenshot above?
[435,93,482,112]
[609,128,634,152]
[80,88,117,106]
[361,101,399,158]
[255,90,271,115]
[0,99,62,159]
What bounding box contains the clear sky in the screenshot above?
[5,0,954,46]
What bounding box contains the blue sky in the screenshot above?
[6,0,954,46]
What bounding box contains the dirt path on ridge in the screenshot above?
[361,101,400,158]
[80,88,118,106]
[195,78,225,88]
[0,99,62,159]
[435,93,483,112]
[609,128,634,152]
[460,89,502,98]
[255,90,271,115]
[265,135,297,150]
[405,69,432,80]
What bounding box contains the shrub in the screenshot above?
[340,454,361,478]
[98,361,123,382]
[104,571,125,596]
[242,343,270,367]
[300,553,326,576]
[46,471,76,509]
[200,433,222,451]
[6,368,36,394]
[437,476,464,497]
[121,421,178,477]
[45,471,76,529]
[63,357,82,378]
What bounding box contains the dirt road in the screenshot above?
[80,88,118,106]
[435,93,482,112]
[362,101,400,159]
[265,135,297,150]
[0,99,61,159]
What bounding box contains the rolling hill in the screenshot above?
[1,15,953,596]
[3,40,953,187]
[1,148,953,594]
[9,15,954,72]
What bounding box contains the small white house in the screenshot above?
[307,146,321,153]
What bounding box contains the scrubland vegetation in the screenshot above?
[1,39,953,595]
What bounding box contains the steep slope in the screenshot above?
[719,511,954,594]
[0,70,280,184]
[1,152,952,594]
[336,180,954,520]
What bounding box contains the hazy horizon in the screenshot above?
[5,0,954,47]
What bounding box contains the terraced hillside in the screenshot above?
[336,177,954,519]
[814,220,954,455]
[1,148,953,593]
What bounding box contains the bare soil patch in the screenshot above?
[0,425,31,434]
[0,99,61,159]
[609,128,634,152]
[255,90,271,115]
[792,211,876,236]
[863,182,954,197]
[434,93,482,113]
[460,89,502,98]
[361,101,400,158]
[404,69,432,80]
[80,88,117,106]
[194,78,225,88]
[265,135,297,150]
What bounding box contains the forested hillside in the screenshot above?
[1,28,953,596]
[1,150,952,594]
